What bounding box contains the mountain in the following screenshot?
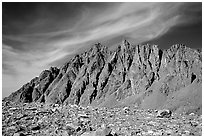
[4,40,202,115]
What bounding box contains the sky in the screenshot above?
[2,2,202,98]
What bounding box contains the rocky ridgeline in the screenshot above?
[2,102,202,136]
[2,40,202,136]
[4,40,202,114]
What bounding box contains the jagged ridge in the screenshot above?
[4,40,202,114]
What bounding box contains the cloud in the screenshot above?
[2,2,201,97]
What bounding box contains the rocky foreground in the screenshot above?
[2,101,202,136]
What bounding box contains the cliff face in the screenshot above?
[5,40,202,114]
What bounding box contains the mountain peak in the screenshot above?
[4,41,202,115]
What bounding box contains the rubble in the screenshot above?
[2,102,202,136]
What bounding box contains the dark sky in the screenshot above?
[2,2,202,98]
[145,22,202,50]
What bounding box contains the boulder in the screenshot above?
[95,124,112,136]
[156,109,172,118]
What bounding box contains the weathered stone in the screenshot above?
[2,101,202,136]
[81,131,96,136]
[157,109,172,118]
[31,125,41,131]
[95,124,112,136]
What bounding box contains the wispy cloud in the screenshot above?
[2,2,201,97]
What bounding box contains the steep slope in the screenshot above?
[5,67,59,103]
[4,40,202,114]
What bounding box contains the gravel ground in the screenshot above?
[2,101,202,136]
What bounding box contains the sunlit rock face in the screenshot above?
[5,40,202,115]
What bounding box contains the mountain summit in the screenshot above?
[4,40,202,115]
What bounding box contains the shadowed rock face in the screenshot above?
[5,67,59,103]
[4,41,202,114]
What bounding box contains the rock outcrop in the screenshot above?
[4,40,202,114]
[5,67,59,103]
